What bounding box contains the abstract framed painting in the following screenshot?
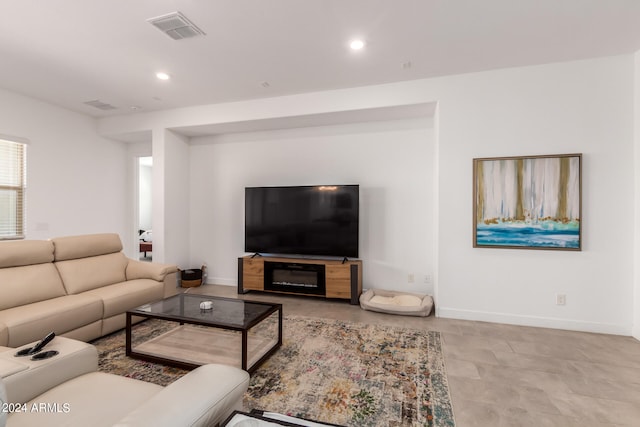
[473,153,582,250]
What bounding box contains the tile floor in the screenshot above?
[188,285,640,427]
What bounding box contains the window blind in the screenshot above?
[0,138,26,239]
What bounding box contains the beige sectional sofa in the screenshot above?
[0,233,178,347]
[0,337,250,427]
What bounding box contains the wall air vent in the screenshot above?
[83,100,117,111]
[147,11,205,40]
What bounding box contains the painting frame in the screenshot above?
[473,153,582,251]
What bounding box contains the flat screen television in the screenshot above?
[245,185,359,258]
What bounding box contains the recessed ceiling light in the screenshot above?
[156,72,170,80]
[349,39,365,50]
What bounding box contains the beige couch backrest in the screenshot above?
[52,233,123,261]
[0,240,67,310]
[52,234,128,294]
[0,240,54,268]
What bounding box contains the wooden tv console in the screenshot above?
[238,255,362,305]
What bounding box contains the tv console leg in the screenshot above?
[237,258,246,294]
[350,264,359,305]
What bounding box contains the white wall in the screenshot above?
[99,54,636,335]
[138,163,152,230]
[152,129,191,267]
[0,87,130,248]
[634,51,640,340]
[436,56,634,334]
[189,118,435,290]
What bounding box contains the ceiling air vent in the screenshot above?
[83,100,117,111]
[147,11,205,40]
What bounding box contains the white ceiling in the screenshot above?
[2,0,640,118]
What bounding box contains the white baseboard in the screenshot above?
[438,307,632,336]
[632,325,640,341]
[204,277,236,287]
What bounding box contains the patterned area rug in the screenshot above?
[92,316,455,427]
[93,319,188,386]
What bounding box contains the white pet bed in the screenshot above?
[359,288,434,317]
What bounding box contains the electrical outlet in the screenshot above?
[556,294,566,305]
[408,274,415,283]
[424,274,432,284]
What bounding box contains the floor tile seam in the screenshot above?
[503,345,594,363]
[574,357,640,373]
[462,378,571,396]
[440,332,515,348]
[442,354,502,368]
[446,393,567,419]
[441,331,607,348]
[547,373,640,396]
[549,388,640,406]
[548,390,640,419]
[574,360,640,378]
[578,352,640,363]
[492,349,591,366]
[450,365,573,394]
[444,340,515,361]
[448,373,572,397]
[494,364,580,377]
[565,359,640,381]
[556,371,640,391]
[447,398,600,426]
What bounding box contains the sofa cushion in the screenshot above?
[0,295,103,347]
[115,364,250,427]
[0,263,67,310]
[55,252,128,295]
[51,233,122,261]
[83,279,164,318]
[6,372,161,427]
[0,240,54,268]
[60,320,103,344]
[0,322,7,347]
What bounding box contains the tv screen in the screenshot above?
[245,185,359,258]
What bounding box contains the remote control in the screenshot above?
[27,332,55,355]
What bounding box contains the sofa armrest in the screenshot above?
[0,322,7,347]
[114,364,250,427]
[2,337,98,404]
[126,259,178,282]
[163,272,179,298]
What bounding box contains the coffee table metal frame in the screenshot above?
[126,294,282,373]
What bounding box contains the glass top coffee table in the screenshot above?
[126,294,282,373]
